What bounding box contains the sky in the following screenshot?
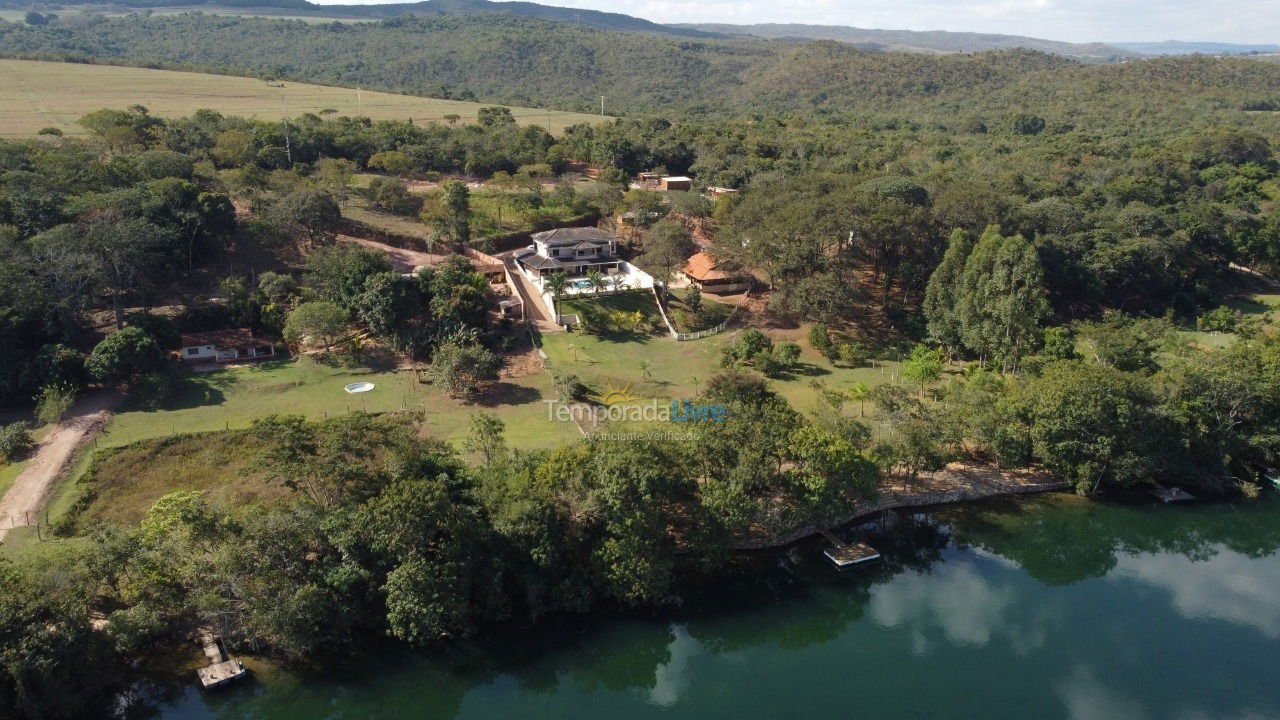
[307,0,1280,44]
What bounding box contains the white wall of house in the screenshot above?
[182,345,217,361]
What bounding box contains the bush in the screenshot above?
[808,323,835,360]
[428,340,502,397]
[1197,306,1240,333]
[837,342,866,367]
[721,329,773,367]
[0,422,33,462]
[34,385,76,425]
[774,341,802,369]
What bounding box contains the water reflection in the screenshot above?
[1113,549,1280,638]
[157,495,1280,720]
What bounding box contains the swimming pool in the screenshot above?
[571,279,594,289]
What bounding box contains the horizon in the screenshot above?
[303,0,1280,46]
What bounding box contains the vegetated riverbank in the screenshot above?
[146,491,1280,720]
[735,462,1069,550]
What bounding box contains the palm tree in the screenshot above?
[568,343,580,362]
[846,382,870,417]
[586,269,607,296]
[612,276,630,294]
[691,375,700,396]
[545,271,569,300]
[639,360,652,381]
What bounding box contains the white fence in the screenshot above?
[651,284,753,341]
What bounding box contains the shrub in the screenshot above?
[0,422,33,462]
[837,342,866,367]
[34,385,76,425]
[808,322,835,360]
[774,341,802,369]
[1197,306,1240,333]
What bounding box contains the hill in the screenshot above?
[0,58,604,136]
[674,23,1133,60]
[0,0,721,36]
[1112,41,1280,56]
[1,14,1279,121]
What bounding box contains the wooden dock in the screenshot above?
[196,629,247,690]
[1149,483,1195,503]
[818,529,881,568]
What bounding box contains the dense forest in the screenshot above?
[2,14,1280,116]
[2,9,1280,715]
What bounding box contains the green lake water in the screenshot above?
[156,493,1280,719]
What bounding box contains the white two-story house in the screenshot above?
[515,227,623,280]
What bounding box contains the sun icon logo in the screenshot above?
[590,380,641,406]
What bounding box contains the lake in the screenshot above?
[154,492,1280,720]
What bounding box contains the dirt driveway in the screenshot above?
[0,391,119,541]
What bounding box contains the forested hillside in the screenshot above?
[2,14,1280,119]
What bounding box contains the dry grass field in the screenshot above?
[0,59,606,137]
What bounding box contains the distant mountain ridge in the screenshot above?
[6,0,1279,60]
[672,23,1135,59]
[1110,41,1280,56]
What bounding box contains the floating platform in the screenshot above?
[1149,484,1195,503]
[197,659,247,689]
[818,528,881,568]
[196,630,248,690]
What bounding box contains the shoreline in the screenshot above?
[733,463,1071,551]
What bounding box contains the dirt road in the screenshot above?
[0,391,119,541]
[341,235,450,274]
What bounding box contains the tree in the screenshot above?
[273,189,341,249]
[636,219,695,291]
[428,339,502,397]
[955,227,1049,372]
[284,301,347,351]
[353,272,422,346]
[425,180,471,245]
[1021,362,1165,494]
[86,327,164,386]
[367,151,414,176]
[315,158,356,206]
[586,269,607,296]
[545,271,569,300]
[463,412,507,466]
[901,343,945,397]
[808,322,835,361]
[924,229,973,353]
[304,244,393,311]
[845,382,870,417]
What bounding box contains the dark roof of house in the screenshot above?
[532,227,618,247]
[180,328,267,349]
[516,250,619,271]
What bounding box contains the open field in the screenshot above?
[99,355,578,451]
[0,59,606,137]
[540,310,905,426]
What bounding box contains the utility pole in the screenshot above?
[357,86,362,110]
[600,95,605,116]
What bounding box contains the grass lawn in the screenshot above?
[540,322,904,428]
[100,355,578,451]
[0,59,604,138]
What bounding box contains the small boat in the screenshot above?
[1265,468,1280,490]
